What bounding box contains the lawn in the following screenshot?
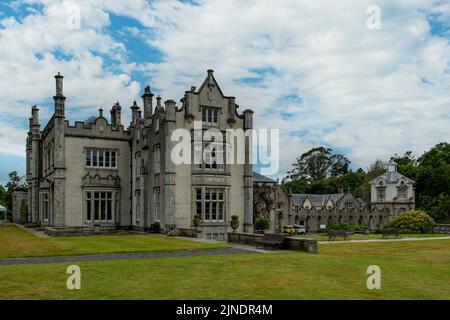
[0,239,449,299]
[0,224,227,258]
[298,233,450,241]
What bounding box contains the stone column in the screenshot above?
[163,100,176,229]
[30,106,40,224]
[243,109,254,233]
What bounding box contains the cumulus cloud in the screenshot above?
[0,0,449,179]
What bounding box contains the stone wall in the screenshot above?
[227,232,319,254]
[433,224,450,234]
[12,189,28,223]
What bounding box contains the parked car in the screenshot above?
[293,224,306,235]
[283,225,296,235]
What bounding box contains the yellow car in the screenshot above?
[283,225,296,235]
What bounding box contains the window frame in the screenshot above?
[85,191,115,223]
[195,187,226,223]
[85,148,118,169]
[202,107,219,125]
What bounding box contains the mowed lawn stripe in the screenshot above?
[0,224,228,258]
[0,240,449,299]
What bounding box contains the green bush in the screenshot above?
[384,210,434,234]
[326,223,350,231]
[255,219,270,231]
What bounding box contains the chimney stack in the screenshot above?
[53,72,66,117]
[142,85,154,121]
[110,102,122,128]
[130,101,140,125]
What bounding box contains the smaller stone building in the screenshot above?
[369,159,415,217]
[253,159,415,233]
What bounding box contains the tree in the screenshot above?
[413,143,450,222]
[286,147,350,182]
[6,171,20,192]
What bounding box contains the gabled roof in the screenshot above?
[369,170,415,184]
[196,69,229,98]
[291,194,346,207]
[253,172,277,184]
[291,193,354,207]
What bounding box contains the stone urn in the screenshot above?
[193,215,202,231]
[230,215,239,232]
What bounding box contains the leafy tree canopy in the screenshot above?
[285,147,350,182]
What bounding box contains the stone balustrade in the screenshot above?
[227,232,319,254]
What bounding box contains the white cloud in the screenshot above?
[0,0,449,179]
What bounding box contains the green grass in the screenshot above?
[1,239,449,299]
[297,233,450,241]
[0,224,227,258]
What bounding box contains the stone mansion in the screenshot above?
[22,71,416,237]
[26,70,253,239]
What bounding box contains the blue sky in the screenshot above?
[0,0,450,184]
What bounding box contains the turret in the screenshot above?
[53,72,66,117]
[387,159,397,172]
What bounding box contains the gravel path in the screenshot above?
[0,248,255,266]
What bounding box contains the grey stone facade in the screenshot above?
[25,70,253,238]
[254,160,415,232]
[369,159,415,217]
[12,186,28,223]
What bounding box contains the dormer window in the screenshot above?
[202,107,218,125]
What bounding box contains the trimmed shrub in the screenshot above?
[255,219,270,231]
[384,210,434,234]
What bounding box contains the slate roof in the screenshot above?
[369,170,415,184]
[253,172,277,184]
[291,194,346,207]
[84,116,97,126]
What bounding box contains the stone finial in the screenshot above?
[99,108,104,118]
[156,95,162,107]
